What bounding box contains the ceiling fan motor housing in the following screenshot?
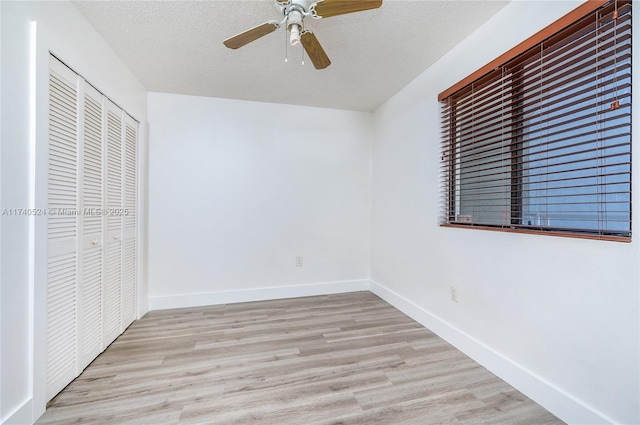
[276,0,321,19]
[282,2,308,46]
[287,8,304,29]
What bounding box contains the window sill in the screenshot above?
[440,223,631,243]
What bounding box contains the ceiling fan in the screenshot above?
[223,0,383,70]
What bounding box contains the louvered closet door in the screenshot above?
[77,82,104,371]
[47,56,79,400]
[46,54,139,402]
[103,102,123,346]
[121,115,137,329]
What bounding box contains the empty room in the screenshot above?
[1,0,638,424]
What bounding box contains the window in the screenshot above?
[439,0,632,241]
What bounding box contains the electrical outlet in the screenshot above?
[296,256,303,267]
[450,286,458,302]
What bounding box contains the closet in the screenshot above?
[46,55,138,400]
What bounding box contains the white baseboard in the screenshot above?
[369,280,614,425]
[148,279,371,311]
[1,397,33,425]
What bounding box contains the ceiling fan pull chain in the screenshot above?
[301,24,305,65]
[284,25,288,62]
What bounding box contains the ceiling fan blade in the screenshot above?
[300,31,331,70]
[223,22,279,49]
[313,0,382,18]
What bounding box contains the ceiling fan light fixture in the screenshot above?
[290,24,301,46]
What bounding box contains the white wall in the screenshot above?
[0,1,147,423]
[370,1,639,424]
[3,1,637,424]
[147,93,371,309]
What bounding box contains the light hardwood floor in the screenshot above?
[37,291,564,425]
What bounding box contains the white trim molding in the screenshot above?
[1,398,32,425]
[148,279,371,311]
[369,280,615,425]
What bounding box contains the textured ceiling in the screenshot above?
[72,0,510,112]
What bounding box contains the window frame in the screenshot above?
[438,0,632,242]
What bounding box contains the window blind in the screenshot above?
[439,0,632,241]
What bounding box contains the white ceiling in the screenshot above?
[72,0,510,112]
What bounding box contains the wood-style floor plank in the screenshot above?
[37,292,564,425]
